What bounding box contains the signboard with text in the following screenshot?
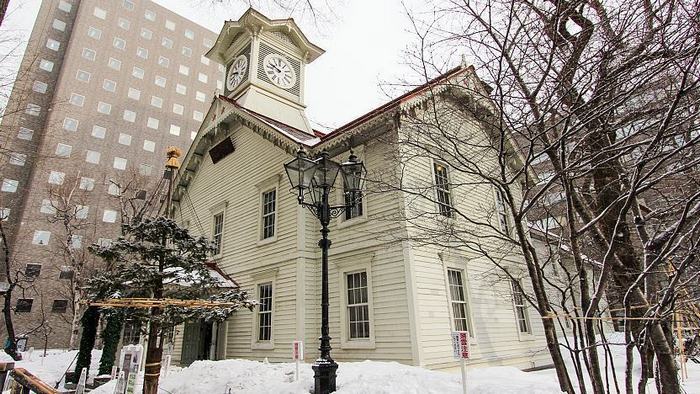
[292,340,304,361]
[451,331,470,360]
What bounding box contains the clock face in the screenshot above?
[263,54,296,89]
[226,55,248,91]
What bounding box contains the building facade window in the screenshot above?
[198,73,207,83]
[63,117,78,131]
[145,10,156,21]
[1,179,18,193]
[52,19,66,31]
[433,162,453,217]
[196,91,206,102]
[46,38,60,51]
[39,59,54,72]
[16,299,33,313]
[59,266,74,280]
[346,271,370,339]
[147,117,159,130]
[76,69,90,82]
[143,140,155,152]
[150,96,163,108]
[212,212,224,256]
[169,124,180,136]
[193,111,203,121]
[25,264,41,277]
[113,157,127,170]
[136,46,148,59]
[118,133,131,146]
[32,81,47,93]
[257,283,272,341]
[93,7,106,19]
[103,209,118,223]
[182,47,192,57]
[178,65,189,75]
[18,127,34,140]
[158,56,169,68]
[132,66,144,79]
[85,150,100,164]
[80,177,95,191]
[97,101,112,114]
[92,125,106,139]
[123,0,135,11]
[176,84,186,95]
[344,186,363,220]
[495,189,509,233]
[447,269,472,333]
[0,208,9,221]
[87,26,101,40]
[32,230,50,245]
[55,143,72,157]
[9,153,26,166]
[108,57,121,70]
[141,28,152,40]
[25,103,41,116]
[261,189,276,240]
[51,300,69,313]
[69,93,84,107]
[162,37,173,49]
[48,171,65,185]
[58,1,72,12]
[123,109,136,122]
[40,200,56,214]
[113,37,126,50]
[172,103,184,115]
[82,48,96,61]
[118,18,130,30]
[103,79,117,92]
[511,279,532,334]
[165,20,175,30]
[185,29,195,39]
[128,88,141,100]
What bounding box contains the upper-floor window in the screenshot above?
[91,125,106,139]
[165,20,175,31]
[52,19,66,31]
[197,73,208,83]
[16,299,33,313]
[212,212,224,255]
[185,29,194,40]
[103,79,117,92]
[179,65,189,76]
[2,179,18,193]
[511,279,531,334]
[145,10,156,21]
[141,28,153,40]
[82,48,96,61]
[80,177,95,191]
[63,117,78,131]
[25,103,41,116]
[261,189,276,239]
[128,88,141,100]
[162,37,173,49]
[17,127,34,140]
[346,271,370,339]
[176,84,186,95]
[447,269,473,333]
[69,93,84,107]
[118,18,130,30]
[76,69,90,82]
[87,26,101,40]
[113,157,127,171]
[113,37,126,50]
[108,57,121,71]
[433,162,453,217]
[58,0,72,13]
[195,91,206,102]
[123,0,135,10]
[32,81,48,94]
[200,55,209,65]
[132,66,144,79]
[93,7,106,19]
[495,189,509,233]
[32,230,50,245]
[39,59,54,72]
[97,101,112,115]
[136,47,148,59]
[257,283,273,341]
[52,300,69,313]
[46,39,60,51]
[182,47,192,57]
[158,56,169,68]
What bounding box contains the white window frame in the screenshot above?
[494,188,510,233]
[39,59,54,72]
[250,269,277,350]
[256,175,280,244]
[82,48,96,61]
[32,231,51,245]
[209,201,227,258]
[432,159,454,218]
[338,259,375,349]
[511,278,534,339]
[87,26,101,40]
[91,125,106,139]
[108,57,121,71]
[445,267,476,337]
[1,179,18,193]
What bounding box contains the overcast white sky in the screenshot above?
[1,0,431,130]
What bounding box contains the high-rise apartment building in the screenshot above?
[0,0,222,348]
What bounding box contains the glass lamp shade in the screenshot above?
[312,151,341,190]
[284,150,318,199]
[340,152,367,194]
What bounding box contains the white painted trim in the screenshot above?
[251,273,277,350]
[338,258,376,349]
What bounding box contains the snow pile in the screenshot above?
[0,349,102,387]
[90,359,563,394]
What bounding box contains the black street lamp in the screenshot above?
[284,148,366,394]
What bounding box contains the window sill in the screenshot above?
[517,333,536,342]
[337,215,366,230]
[251,341,274,350]
[340,339,375,350]
[256,236,278,247]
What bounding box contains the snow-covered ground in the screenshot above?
[0,349,102,389]
[1,342,698,393]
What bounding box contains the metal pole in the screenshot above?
[460,358,467,394]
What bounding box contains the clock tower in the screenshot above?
[205,9,324,134]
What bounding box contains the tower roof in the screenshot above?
[205,8,324,64]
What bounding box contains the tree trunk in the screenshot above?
[72,306,100,383]
[142,307,162,394]
[98,313,123,375]
[2,284,20,361]
[68,294,82,350]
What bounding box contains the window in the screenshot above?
[147,117,159,130]
[198,73,208,83]
[97,238,112,247]
[40,199,55,214]
[123,0,135,10]
[158,56,169,68]
[113,37,126,50]
[176,84,186,95]
[58,1,72,12]
[165,19,175,31]
[154,76,166,88]
[191,131,197,140]
[169,124,180,136]
[495,190,509,233]
[200,55,209,65]
[85,150,100,164]
[52,19,66,31]
[46,38,60,51]
[103,209,118,223]
[261,189,276,239]
[16,299,33,313]
[537,171,554,185]
[32,81,47,93]
[182,47,192,57]
[136,47,148,59]
[179,65,189,76]
[447,269,472,333]
[203,38,213,48]
[59,266,74,280]
[51,300,68,313]
[82,48,96,61]
[118,18,130,30]
[32,230,50,245]
[75,205,88,219]
[103,79,117,92]
[143,140,155,152]
[162,37,173,49]
[150,96,163,108]
[49,171,65,185]
[433,162,453,217]
[145,9,156,21]
[511,279,531,334]
[70,235,82,249]
[93,7,106,19]
[212,212,224,255]
[25,103,41,116]
[346,271,370,339]
[108,183,121,196]
[92,125,106,139]
[55,143,72,157]
[80,177,95,191]
[63,117,78,131]
[25,264,41,277]
[108,57,121,70]
[39,59,54,72]
[185,29,194,39]
[128,88,141,100]
[139,164,153,176]
[172,103,183,115]
[193,111,203,121]
[0,208,9,221]
[1,179,18,192]
[195,91,206,102]
[69,93,84,107]
[123,109,136,122]
[18,127,33,140]
[132,66,144,79]
[97,101,112,114]
[118,133,131,146]
[113,157,127,170]
[257,283,272,341]
[76,69,90,82]
[9,153,26,166]
[87,26,101,40]
[344,187,363,221]
[141,28,153,40]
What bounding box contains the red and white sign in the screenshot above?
[451,331,470,360]
[292,340,304,361]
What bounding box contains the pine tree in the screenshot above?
[98,311,124,376]
[86,217,254,393]
[71,306,99,383]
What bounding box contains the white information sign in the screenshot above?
[451,331,470,394]
[292,340,304,361]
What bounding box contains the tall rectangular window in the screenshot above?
[434,162,453,217]
[346,271,370,339]
[511,279,531,334]
[495,190,509,233]
[261,189,276,239]
[344,188,363,220]
[258,283,272,341]
[212,212,224,255]
[447,269,472,333]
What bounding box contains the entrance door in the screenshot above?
[181,320,214,366]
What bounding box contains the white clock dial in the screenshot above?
[263,53,296,89]
[226,55,248,91]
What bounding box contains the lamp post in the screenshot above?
[284,148,366,394]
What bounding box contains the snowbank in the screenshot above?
[0,349,102,387]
